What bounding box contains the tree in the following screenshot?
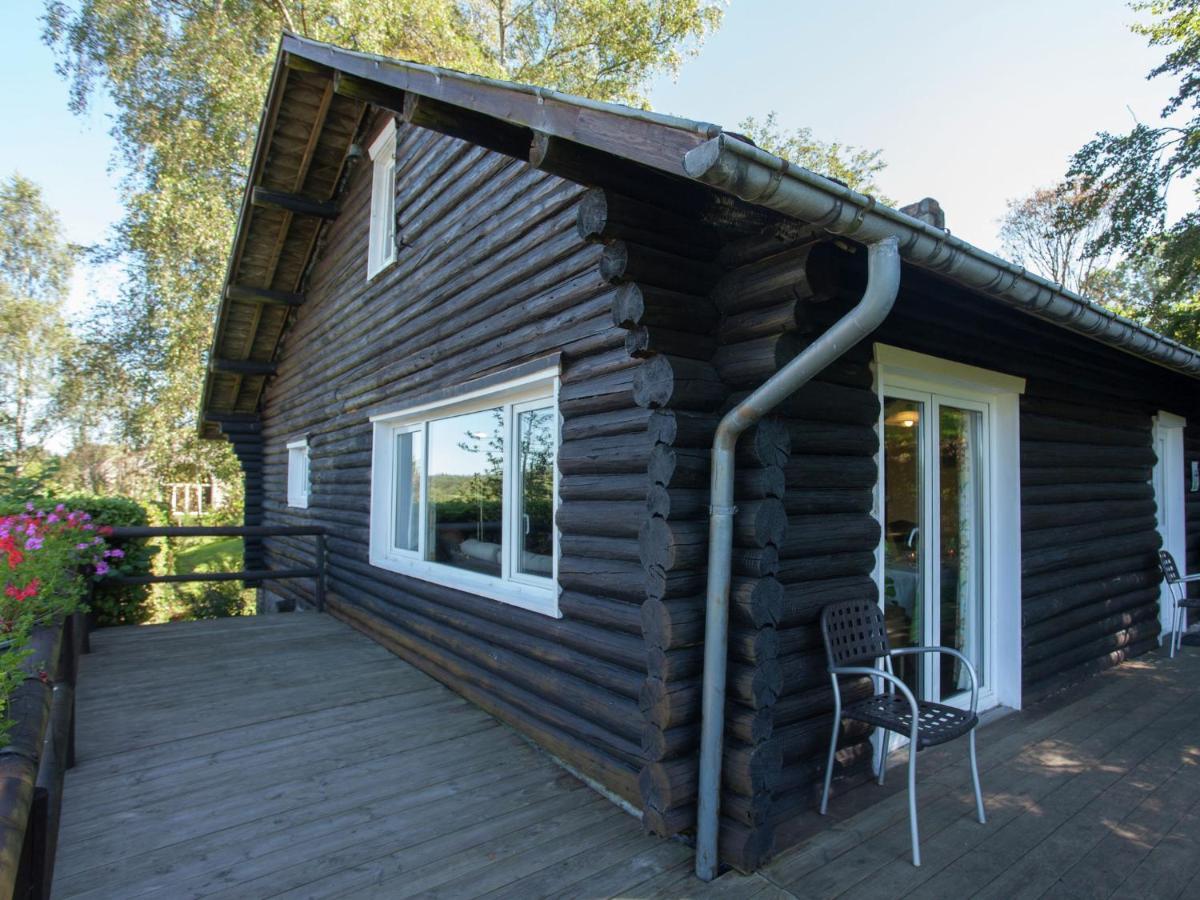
[737,111,891,201]
[998,183,1113,295]
[0,174,75,459]
[1064,0,1200,341]
[41,0,724,486]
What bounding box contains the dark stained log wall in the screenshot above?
[254,115,661,808]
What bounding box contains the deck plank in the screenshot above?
[56,614,714,900]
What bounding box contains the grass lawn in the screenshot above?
[174,536,243,574]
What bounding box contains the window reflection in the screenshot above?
[426,408,504,577]
[516,406,555,578]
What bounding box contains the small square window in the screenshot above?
[367,118,397,280]
[287,439,309,509]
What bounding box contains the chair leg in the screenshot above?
[878,728,892,786]
[907,736,920,867]
[969,728,985,824]
[820,717,838,815]
[1171,605,1181,659]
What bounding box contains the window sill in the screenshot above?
[369,551,560,618]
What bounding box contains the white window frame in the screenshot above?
[366,118,397,280]
[286,438,310,509]
[1153,410,1188,642]
[369,367,561,617]
[872,344,1025,715]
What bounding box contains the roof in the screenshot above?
[199,33,1200,438]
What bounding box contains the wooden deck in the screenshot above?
[53,613,1200,898]
[763,644,1200,899]
[53,614,736,899]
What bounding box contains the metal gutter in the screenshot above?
[684,134,1200,380]
[694,237,902,882]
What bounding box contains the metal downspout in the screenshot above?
[694,236,902,882]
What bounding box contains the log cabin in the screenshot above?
[198,33,1200,873]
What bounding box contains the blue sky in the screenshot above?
[0,0,1183,320]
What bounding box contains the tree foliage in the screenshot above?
[1064,0,1200,341]
[737,111,891,202]
[41,0,724,483]
[0,174,75,458]
[998,183,1114,295]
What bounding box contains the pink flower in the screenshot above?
[76,543,89,551]
[106,548,124,559]
[94,560,109,576]
[24,537,42,551]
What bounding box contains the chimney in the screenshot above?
[900,197,945,230]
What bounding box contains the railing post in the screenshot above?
[315,532,327,613]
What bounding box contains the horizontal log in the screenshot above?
[731,576,785,629]
[599,240,722,294]
[560,473,648,502]
[624,326,716,360]
[784,488,874,516]
[1022,514,1158,548]
[641,596,706,650]
[555,501,646,539]
[736,380,879,426]
[720,297,809,344]
[1022,551,1157,599]
[1020,466,1152,486]
[1019,413,1151,448]
[640,721,699,762]
[558,555,646,602]
[785,420,877,456]
[712,333,803,388]
[784,455,877,491]
[633,354,726,411]
[558,533,639,563]
[1021,530,1161,577]
[1021,441,1157,469]
[577,187,720,260]
[560,407,654,442]
[1023,569,1161,627]
[710,241,838,314]
[640,676,699,730]
[611,282,719,335]
[1023,598,1159,665]
[729,626,781,665]
[557,434,653,475]
[1023,621,1159,686]
[558,591,642,634]
[777,575,879,630]
[1021,481,1155,507]
[779,514,879,560]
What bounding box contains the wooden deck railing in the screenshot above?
[107,526,328,611]
[0,609,86,900]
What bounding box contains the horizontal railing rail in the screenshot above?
[105,526,328,611]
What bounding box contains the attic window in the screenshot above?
[367,118,397,280]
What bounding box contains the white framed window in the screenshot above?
[872,344,1025,716]
[366,118,397,280]
[369,367,560,617]
[286,438,310,509]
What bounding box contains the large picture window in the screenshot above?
[369,368,559,616]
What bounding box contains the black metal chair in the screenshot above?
[1158,550,1200,658]
[818,597,986,867]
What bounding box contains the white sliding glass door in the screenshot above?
[881,391,987,704]
[874,345,1026,717]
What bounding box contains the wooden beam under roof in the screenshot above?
[250,187,339,220]
[333,71,406,111]
[403,94,532,160]
[209,358,278,376]
[225,284,304,306]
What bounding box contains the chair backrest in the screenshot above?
[1159,549,1181,585]
[820,598,891,670]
